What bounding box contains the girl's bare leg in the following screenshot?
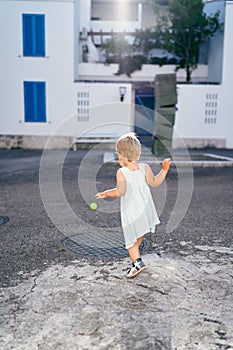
[127,235,144,262]
[137,235,144,247]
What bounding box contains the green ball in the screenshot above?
[90,202,97,210]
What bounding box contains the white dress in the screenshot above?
[120,163,160,249]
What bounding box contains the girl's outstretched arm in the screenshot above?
[95,169,126,199]
[145,158,171,188]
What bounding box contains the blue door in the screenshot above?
[134,87,155,147]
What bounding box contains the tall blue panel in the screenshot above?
[22,14,45,57]
[23,14,33,56]
[36,82,46,122]
[35,15,45,57]
[24,82,46,122]
[24,82,34,122]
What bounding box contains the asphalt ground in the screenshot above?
[1,148,233,350]
[0,148,233,288]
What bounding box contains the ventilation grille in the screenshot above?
[77,91,90,122]
[204,93,218,124]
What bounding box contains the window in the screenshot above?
[24,82,46,122]
[23,14,45,57]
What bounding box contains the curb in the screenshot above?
[103,152,233,168]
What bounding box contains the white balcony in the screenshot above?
[78,63,209,83]
[91,19,141,33]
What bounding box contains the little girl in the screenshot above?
[96,133,170,278]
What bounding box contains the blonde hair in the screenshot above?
[116,132,141,162]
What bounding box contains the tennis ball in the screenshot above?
[90,202,97,210]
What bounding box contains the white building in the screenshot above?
[0,0,232,149]
[174,0,233,149]
[0,0,133,149]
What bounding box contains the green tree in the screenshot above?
[133,28,157,57]
[100,34,146,77]
[101,35,131,63]
[155,0,222,82]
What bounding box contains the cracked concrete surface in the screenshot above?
[1,252,233,350]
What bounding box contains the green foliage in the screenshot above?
[101,35,132,63]
[133,28,158,56]
[149,0,169,9]
[99,0,222,80]
[156,0,169,5]
[115,55,146,77]
[100,34,146,76]
[149,56,179,66]
[155,0,222,81]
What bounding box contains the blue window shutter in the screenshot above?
[35,15,45,57]
[24,82,34,121]
[22,14,45,57]
[23,14,33,56]
[24,82,46,122]
[36,82,46,122]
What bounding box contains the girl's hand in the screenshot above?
[95,192,106,199]
[162,158,171,172]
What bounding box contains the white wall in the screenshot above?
[0,0,132,141]
[71,83,133,138]
[0,0,75,136]
[79,0,91,31]
[174,84,224,147]
[221,0,233,148]
[174,77,232,149]
[78,63,208,83]
[91,1,138,21]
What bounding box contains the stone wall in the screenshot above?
[0,135,74,150]
[172,137,226,149]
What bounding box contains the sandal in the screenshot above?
[127,259,147,278]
